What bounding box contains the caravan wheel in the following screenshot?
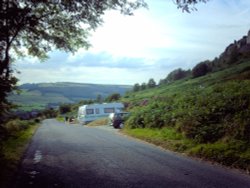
[119,123,124,129]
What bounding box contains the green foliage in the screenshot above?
[126,102,169,129]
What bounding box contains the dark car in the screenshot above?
[109,112,130,129]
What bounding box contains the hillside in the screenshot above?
[122,59,250,171]
[119,31,250,172]
[8,82,132,110]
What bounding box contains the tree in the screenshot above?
[105,93,121,102]
[192,61,209,78]
[96,94,103,103]
[140,82,147,90]
[42,107,57,118]
[147,78,156,88]
[175,0,209,12]
[166,68,191,82]
[158,79,166,86]
[59,104,71,114]
[133,83,140,92]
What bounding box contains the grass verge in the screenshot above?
[122,127,250,173]
[122,127,195,152]
[56,116,65,122]
[0,123,39,188]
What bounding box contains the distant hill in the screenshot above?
[8,82,132,110]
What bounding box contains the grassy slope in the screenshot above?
[122,61,250,172]
[124,61,250,102]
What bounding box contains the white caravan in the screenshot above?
[77,102,124,124]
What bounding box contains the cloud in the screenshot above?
[14,0,250,85]
[14,53,195,85]
[66,51,151,70]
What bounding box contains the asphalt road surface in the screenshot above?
[13,119,250,188]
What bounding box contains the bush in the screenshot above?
[166,68,191,82]
[59,104,71,114]
[125,108,146,129]
[126,80,250,144]
[4,119,34,135]
[34,118,40,123]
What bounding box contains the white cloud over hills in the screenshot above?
[15,0,250,85]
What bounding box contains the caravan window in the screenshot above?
[95,108,100,114]
[117,108,124,112]
[104,108,115,113]
[86,109,94,114]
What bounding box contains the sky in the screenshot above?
[14,0,250,85]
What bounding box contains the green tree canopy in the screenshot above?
[166,68,191,82]
[192,61,209,78]
[105,93,121,102]
[147,78,156,88]
[133,83,141,92]
[175,0,209,12]
[59,104,71,114]
[141,82,147,90]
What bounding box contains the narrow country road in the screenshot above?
[13,119,250,188]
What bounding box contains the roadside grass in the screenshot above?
[122,127,195,152]
[56,116,65,122]
[123,127,250,173]
[189,141,250,171]
[87,118,109,126]
[0,121,39,188]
